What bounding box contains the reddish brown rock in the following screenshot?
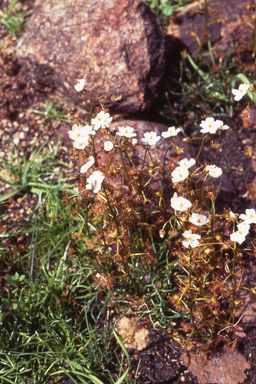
[168,0,253,58]
[181,349,250,384]
[16,0,165,113]
[115,316,150,351]
[168,0,221,57]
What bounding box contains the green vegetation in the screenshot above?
[28,99,73,128]
[144,0,192,24]
[0,0,33,38]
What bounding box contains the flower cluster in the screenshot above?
[200,117,230,134]
[169,192,209,248]
[171,157,195,183]
[230,209,256,244]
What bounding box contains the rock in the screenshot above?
[167,0,221,57]
[167,0,252,58]
[115,316,150,351]
[181,349,251,384]
[16,0,165,113]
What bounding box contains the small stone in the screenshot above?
[13,138,19,145]
[19,132,25,139]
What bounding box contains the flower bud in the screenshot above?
[168,229,178,237]
[159,229,166,238]
[176,147,184,154]
[210,142,221,149]
[230,211,238,222]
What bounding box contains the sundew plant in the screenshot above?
[66,77,256,351]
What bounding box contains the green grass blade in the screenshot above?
[113,329,130,384]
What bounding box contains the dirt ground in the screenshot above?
[1,1,256,383]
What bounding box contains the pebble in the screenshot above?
[19,132,25,139]
[13,138,19,145]
[13,121,19,128]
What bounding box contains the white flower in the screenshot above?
[218,121,230,130]
[189,213,209,226]
[171,166,189,183]
[141,131,161,146]
[205,165,222,178]
[179,158,196,169]
[230,223,250,244]
[162,126,181,138]
[68,124,91,142]
[104,141,114,151]
[80,156,95,173]
[73,139,89,150]
[86,170,105,193]
[171,192,192,212]
[116,126,137,138]
[82,125,96,135]
[232,84,250,101]
[200,117,223,134]
[239,209,256,224]
[132,138,137,145]
[159,229,166,238]
[182,230,201,248]
[74,79,86,92]
[91,111,113,130]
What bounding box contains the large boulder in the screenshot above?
[167,0,252,59]
[16,0,166,113]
